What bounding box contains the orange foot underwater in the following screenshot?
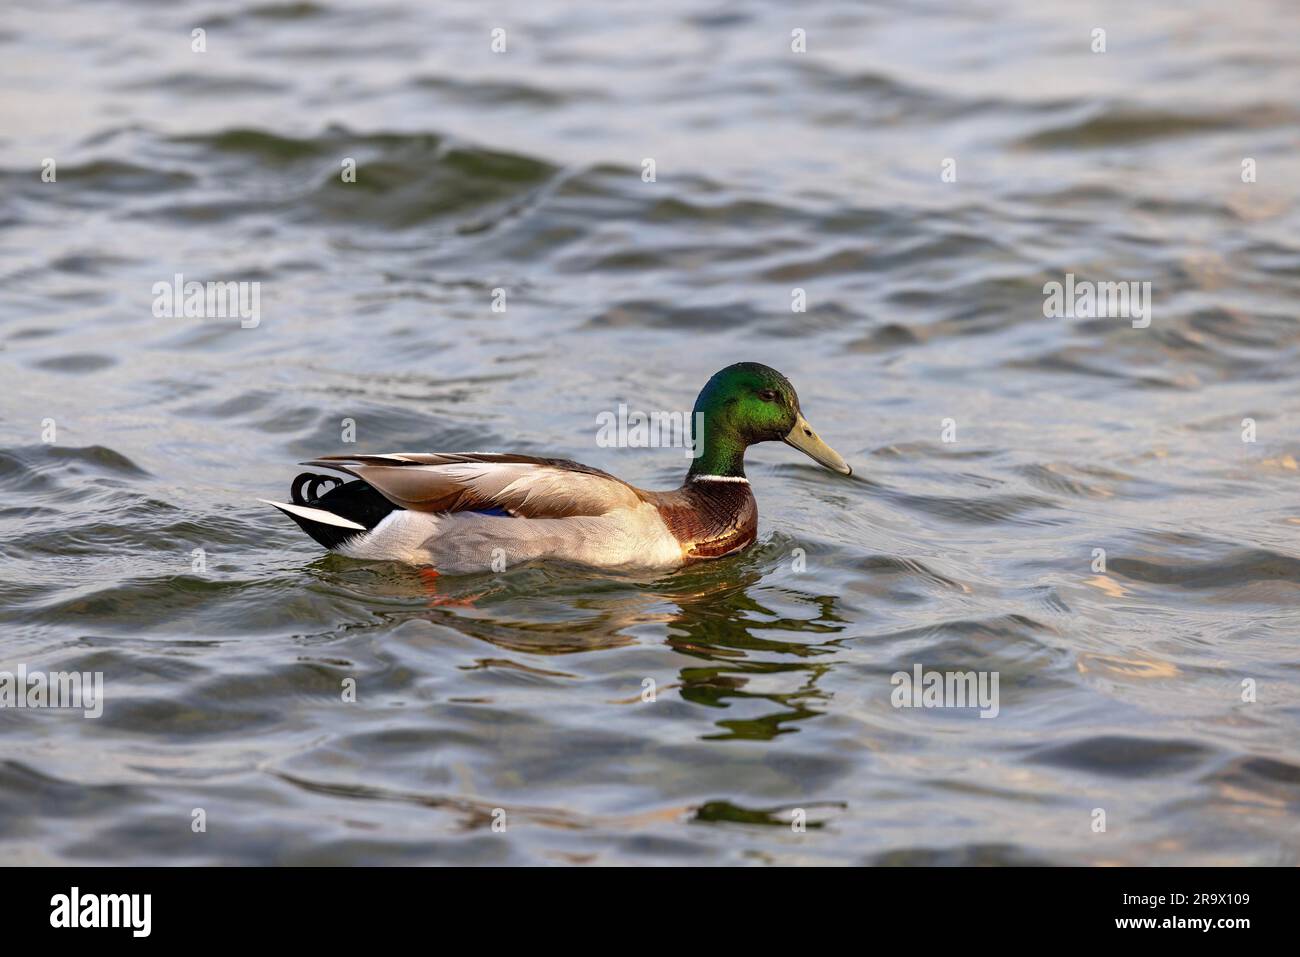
[419,567,484,608]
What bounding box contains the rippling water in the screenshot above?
[3,0,1299,865]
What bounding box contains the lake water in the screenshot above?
[2,0,1299,865]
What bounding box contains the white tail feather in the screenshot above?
[259,499,367,531]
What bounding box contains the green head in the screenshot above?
[687,362,851,479]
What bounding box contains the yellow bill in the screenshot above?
[784,413,851,475]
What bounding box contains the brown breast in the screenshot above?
[645,479,757,560]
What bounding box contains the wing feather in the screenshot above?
[302,453,645,518]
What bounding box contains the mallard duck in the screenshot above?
[262,362,851,572]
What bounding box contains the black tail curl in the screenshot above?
[291,472,344,506]
[281,472,402,550]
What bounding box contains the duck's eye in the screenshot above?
[758,389,779,402]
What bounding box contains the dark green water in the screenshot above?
[2,0,1299,864]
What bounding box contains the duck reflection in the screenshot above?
[657,564,846,740]
[323,548,848,741]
